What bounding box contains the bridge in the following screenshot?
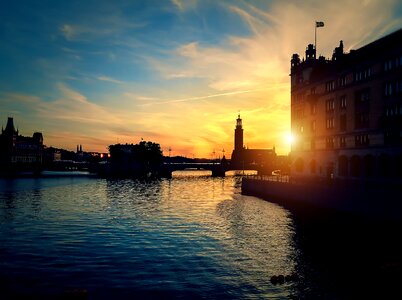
[45,160,91,171]
[160,162,265,178]
[42,160,271,178]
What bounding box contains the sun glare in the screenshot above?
[285,133,295,145]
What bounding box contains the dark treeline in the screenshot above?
[100,141,164,178]
[109,141,163,166]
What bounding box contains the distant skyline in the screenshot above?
[1,0,401,157]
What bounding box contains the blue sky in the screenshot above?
[1,0,402,157]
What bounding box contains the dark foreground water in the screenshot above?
[1,171,401,299]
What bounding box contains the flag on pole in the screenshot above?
[316,21,324,27]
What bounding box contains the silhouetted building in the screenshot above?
[76,144,84,161]
[231,114,276,173]
[290,29,402,180]
[0,117,43,171]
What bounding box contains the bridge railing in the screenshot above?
[244,174,290,183]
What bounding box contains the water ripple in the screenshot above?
[1,171,297,299]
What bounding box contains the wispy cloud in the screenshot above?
[171,0,197,12]
[123,93,159,101]
[60,24,76,40]
[59,23,117,41]
[96,76,125,84]
[141,84,288,106]
[59,10,147,42]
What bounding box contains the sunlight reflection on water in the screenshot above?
[0,171,297,299]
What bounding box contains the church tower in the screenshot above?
[234,114,243,151]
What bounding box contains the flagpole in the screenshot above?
[315,21,317,52]
[314,21,324,56]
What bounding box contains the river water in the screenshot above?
[0,171,400,299]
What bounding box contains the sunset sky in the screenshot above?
[1,0,401,158]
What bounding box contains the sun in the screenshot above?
[285,133,295,146]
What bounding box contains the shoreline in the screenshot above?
[241,176,402,223]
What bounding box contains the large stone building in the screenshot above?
[231,114,276,173]
[290,29,402,180]
[0,117,43,172]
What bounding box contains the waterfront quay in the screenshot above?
[241,175,402,299]
[242,175,402,222]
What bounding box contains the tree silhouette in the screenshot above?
[107,140,163,177]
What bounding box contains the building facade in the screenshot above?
[0,117,43,172]
[290,29,402,180]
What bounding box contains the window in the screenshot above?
[385,105,402,116]
[340,95,347,109]
[355,112,370,129]
[340,136,346,148]
[326,117,334,129]
[355,71,362,81]
[355,67,371,81]
[325,80,335,92]
[384,82,393,96]
[385,131,402,145]
[385,60,392,71]
[311,120,316,132]
[355,134,369,147]
[326,137,334,149]
[311,103,317,115]
[326,98,335,112]
[355,90,370,129]
[358,90,370,102]
[340,75,347,87]
[384,80,402,96]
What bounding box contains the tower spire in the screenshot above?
[234,114,243,151]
